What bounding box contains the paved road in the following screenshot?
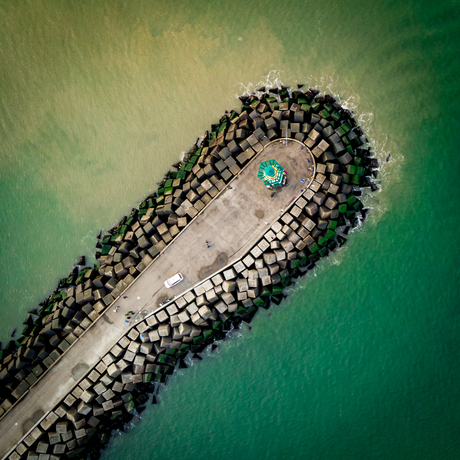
[0,139,315,459]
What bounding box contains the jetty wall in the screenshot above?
[0,86,379,460]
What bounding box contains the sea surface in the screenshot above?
[1,1,459,459]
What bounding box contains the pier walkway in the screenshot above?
[0,139,315,459]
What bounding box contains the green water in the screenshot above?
[1,0,459,458]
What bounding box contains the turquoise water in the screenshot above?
[1,0,459,458]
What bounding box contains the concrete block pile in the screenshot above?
[7,179,368,458]
[1,86,378,459]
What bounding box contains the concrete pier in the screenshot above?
[0,88,377,460]
[0,139,315,459]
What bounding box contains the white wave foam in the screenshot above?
[236,70,286,99]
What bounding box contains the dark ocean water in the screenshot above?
[0,1,459,459]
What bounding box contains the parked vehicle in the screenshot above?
[164,273,183,288]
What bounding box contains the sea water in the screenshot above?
[0,1,459,459]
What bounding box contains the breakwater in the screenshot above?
[0,86,378,460]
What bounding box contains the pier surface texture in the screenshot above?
[0,139,315,458]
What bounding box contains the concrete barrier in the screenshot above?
[0,86,377,460]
